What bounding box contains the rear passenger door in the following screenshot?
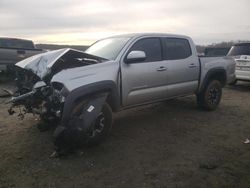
[162,38,199,97]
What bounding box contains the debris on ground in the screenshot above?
[243,138,250,144]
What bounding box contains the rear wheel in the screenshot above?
[197,80,222,111]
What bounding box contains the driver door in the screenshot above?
[121,37,169,106]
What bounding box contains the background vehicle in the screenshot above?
[227,43,250,85]
[8,33,236,151]
[0,37,46,72]
[204,47,230,57]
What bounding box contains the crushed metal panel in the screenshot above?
[15,48,72,79]
[15,48,105,80]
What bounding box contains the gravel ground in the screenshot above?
[0,80,250,188]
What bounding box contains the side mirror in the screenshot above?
[125,51,146,63]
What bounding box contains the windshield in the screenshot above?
[227,45,250,56]
[85,37,130,60]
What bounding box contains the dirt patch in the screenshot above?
[0,81,250,188]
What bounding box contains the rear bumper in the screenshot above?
[235,70,250,81]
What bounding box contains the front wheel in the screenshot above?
[85,103,113,146]
[197,80,222,111]
[53,102,113,152]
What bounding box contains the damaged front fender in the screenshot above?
[53,92,109,150]
[61,81,119,126]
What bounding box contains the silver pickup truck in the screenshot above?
[7,33,235,151]
[0,37,45,72]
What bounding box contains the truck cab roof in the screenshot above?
[106,33,191,39]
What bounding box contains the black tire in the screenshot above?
[53,102,113,152]
[197,80,222,111]
[229,79,237,85]
[84,103,113,146]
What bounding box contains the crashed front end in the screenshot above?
[7,48,108,152]
[8,72,64,121]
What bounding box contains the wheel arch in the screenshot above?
[199,68,227,92]
[61,81,120,126]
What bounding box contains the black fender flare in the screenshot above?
[199,67,227,92]
[61,81,119,127]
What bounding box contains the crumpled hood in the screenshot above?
[15,48,104,79]
[51,60,119,92]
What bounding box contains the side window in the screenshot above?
[128,38,162,62]
[164,38,192,60]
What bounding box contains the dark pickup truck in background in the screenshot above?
[204,47,230,57]
[0,37,46,72]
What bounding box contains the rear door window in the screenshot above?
[163,38,192,60]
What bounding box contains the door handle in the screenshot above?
[157,66,167,71]
[188,63,197,68]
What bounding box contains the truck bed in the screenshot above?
[198,56,236,91]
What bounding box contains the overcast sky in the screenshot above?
[0,0,249,45]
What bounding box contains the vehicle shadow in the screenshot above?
[2,92,230,162]
[12,96,200,157]
[227,81,250,92]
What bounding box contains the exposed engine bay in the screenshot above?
[7,48,105,120]
[8,68,63,121]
